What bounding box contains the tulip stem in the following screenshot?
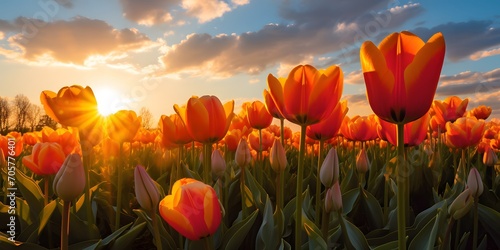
[315,139,324,226]
[81,140,94,230]
[472,196,479,250]
[151,210,163,250]
[61,200,70,250]
[204,143,212,185]
[440,217,455,250]
[295,125,306,249]
[396,123,407,250]
[258,129,263,184]
[240,165,248,218]
[115,143,124,231]
[280,118,285,146]
[204,235,214,250]
[321,207,330,242]
[276,169,284,236]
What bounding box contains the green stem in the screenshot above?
[396,123,407,250]
[315,140,324,226]
[240,165,248,218]
[203,235,214,250]
[276,170,284,236]
[280,118,285,146]
[295,125,306,249]
[81,140,94,230]
[61,200,70,250]
[440,217,455,250]
[115,143,124,231]
[383,174,389,223]
[204,143,212,185]
[258,129,263,184]
[151,209,163,250]
[321,207,330,242]
[472,196,478,250]
[44,176,49,206]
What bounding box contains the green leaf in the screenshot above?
[339,215,370,250]
[222,209,258,250]
[341,187,360,215]
[302,210,327,250]
[0,236,48,250]
[112,222,147,250]
[38,200,57,235]
[360,188,384,229]
[372,240,398,250]
[478,203,500,247]
[83,223,132,250]
[244,168,267,211]
[408,214,437,250]
[256,196,279,250]
[134,209,177,250]
[457,232,470,250]
[15,169,44,220]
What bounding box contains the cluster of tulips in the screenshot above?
[1,30,499,250]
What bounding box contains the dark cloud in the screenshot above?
[2,16,152,65]
[55,0,73,8]
[412,20,500,61]
[159,1,423,76]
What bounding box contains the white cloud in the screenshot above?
[181,0,231,23]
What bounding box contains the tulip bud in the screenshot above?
[356,148,370,174]
[467,168,484,197]
[270,139,287,172]
[235,138,251,167]
[211,149,226,177]
[483,146,498,166]
[320,148,339,188]
[53,154,85,202]
[325,182,342,213]
[448,189,473,220]
[134,165,160,212]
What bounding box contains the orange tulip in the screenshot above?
[174,96,234,144]
[101,137,120,159]
[223,129,242,152]
[0,133,24,157]
[306,100,349,141]
[267,64,343,126]
[360,31,445,124]
[22,132,40,146]
[158,178,221,240]
[40,85,101,129]
[263,89,284,119]
[431,96,469,132]
[445,117,486,149]
[22,142,66,175]
[159,114,193,146]
[107,110,142,143]
[340,115,379,141]
[248,129,275,152]
[246,100,273,130]
[468,105,492,120]
[376,113,430,147]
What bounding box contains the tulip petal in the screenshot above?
[267,74,286,118]
[159,196,197,240]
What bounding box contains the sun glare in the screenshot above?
[94,87,121,116]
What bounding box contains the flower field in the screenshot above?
[0,31,499,250]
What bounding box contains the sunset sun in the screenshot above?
[94,87,121,116]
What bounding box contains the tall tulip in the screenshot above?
[247,100,273,130]
[340,115,378,142]
[360,31,445,250]
[431,96,469,132]
[267,64,343,247]
[445,117,486,149]
[376,113,430,147]
[159,178,221,241]
[106,110,142,144]
[307,100,348,141]
[159,114,193,146]
[22,142,66,176]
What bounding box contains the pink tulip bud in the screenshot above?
[53,154,85,202]
[134,165,160,211]
[356,148,370,174]
[467,168,483,197]
[448,189,473,220]
[211,149,226,177]
[320,148,339,187]
[235,138,251,167]
[325,181,342,213]
[270,139,287,173]
[483,146,498,166]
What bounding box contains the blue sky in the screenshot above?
[1,0,500,125]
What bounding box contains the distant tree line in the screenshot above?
[0,94,58,134]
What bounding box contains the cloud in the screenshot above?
[158,1,423,77]
[436,68,500,96]
[0,17,154,66]
[55,0,73,8]
[469,90,500,118]
[344,93,367,104]
[120,0,178,26]
[412,20,500,61]
[181,0,231,23]
[470,46,500,60]
[344,70,364,84]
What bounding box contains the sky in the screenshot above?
[1,0,500,128]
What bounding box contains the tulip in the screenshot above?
[341,115,379,141]
[53,154,86,202]
[448,188,473,220]
[467,168,483,198]
[360,31,445,124]
[431,96,469,132]
[320,148,339,188]
[307,100,349,141]
[235,138,252,168]
[107,110,142,143]
[40,85,101,129]
[158,178,221,241]
[324,182,342,213]
[22,132,40,146]
[467,105,491,120]
[248,129,274,152]
[270,138,287,173]
[159,114,193,146]
[134,165,160,212]
[247,100,273,130]
[0,134,24,157]
[211,149,226,177]
[483,146,498,166]
[22,142,66,176]
[376,113,430,147]
[356,148,370,174]
[174,96,234,144]
[445,117,486,149]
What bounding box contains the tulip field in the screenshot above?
[1,31,500,250]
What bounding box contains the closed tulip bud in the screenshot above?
[320,148,339,187]
[467,168,483,197]
[211,149,226,177]
[53,154,85,202]
[325,182,342,213]
[448,189,473,220]
[235,138,251,167]
[356,148,370,174]
[134,165,160,212]
[483,146,498,166]
[270,139,287,172]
